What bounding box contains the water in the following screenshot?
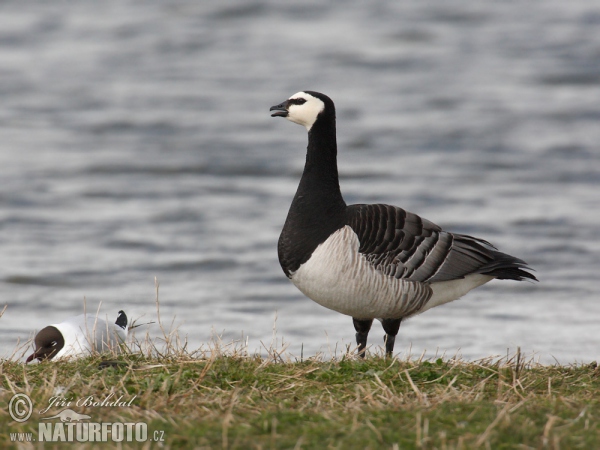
[2,1,599,364]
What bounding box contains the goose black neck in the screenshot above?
[296,114,345,207]
[278,105,347,276]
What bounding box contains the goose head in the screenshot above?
[270,91,333,131]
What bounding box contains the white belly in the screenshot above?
[290,226,432,318]
[290,226,494,319]
[424,274,493,312]
[54,316,126,359]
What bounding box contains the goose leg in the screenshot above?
[353,318,373,358]
[382,318,402,357]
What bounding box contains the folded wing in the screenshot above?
[346,204,536,283]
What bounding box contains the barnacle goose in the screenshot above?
[26,310,129,362]
[270,91,537,358]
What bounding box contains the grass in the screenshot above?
[1,288,599,449]
[2,340,600,449]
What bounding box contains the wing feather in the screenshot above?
[346,204,537,283]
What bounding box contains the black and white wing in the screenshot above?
[346,204,537,283]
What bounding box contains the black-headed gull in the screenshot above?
[26,311,128,362]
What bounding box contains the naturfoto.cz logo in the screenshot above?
[8,393,165,443]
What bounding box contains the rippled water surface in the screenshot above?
[2,1,599,363]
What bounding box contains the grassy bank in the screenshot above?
[2,345,599,449]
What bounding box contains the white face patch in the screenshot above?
[286,92,325,131]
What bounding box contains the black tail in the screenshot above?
[115,310,128,329]
[479,252,538,282]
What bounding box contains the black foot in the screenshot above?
[353,318,373,358]
[382,318,402,357]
